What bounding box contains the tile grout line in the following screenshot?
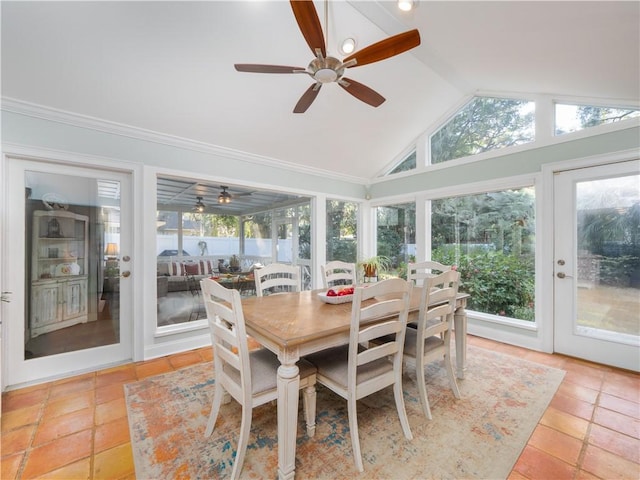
[16,382,51,479]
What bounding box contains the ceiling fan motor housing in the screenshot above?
[309,56,345,83]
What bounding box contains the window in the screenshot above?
[388,150,416,175]
[430,97,535,164]
[376,202,416,278]
[326,199,358,263]
[430,187,536,321]
[555,103,640,135]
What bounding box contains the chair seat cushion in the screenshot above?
[403,328,445,358]
[306,344,393,389]
[224,348,316,395]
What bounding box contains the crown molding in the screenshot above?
[1,97,368,185]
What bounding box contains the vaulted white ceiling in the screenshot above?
[2,1,638,182]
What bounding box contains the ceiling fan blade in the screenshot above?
[343,29,420,68]
[290,0,326,58]
[234,64,305,74]
[294,83,321,113]
[339,78,385,108]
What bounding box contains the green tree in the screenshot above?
[388,150,416,174]
[376,203,415,268]
[431,97,534,164]
[430,188,536,321]
[243,212,271,239]
[327,200,357,262]
[577,106,639,129]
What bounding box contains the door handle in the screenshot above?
[557,272,572,279]
[121,271,131,278]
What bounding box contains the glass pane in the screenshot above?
[431,187,536,321]
[430,97,535,164]
[277,223,292,262]
[156,211,181,256]
[376,202,416,279]
[298,204,311,261]
[555,104,640,135]
[327,199,358,262]
[297,203,312,290]
[243,212,272,259]
[25,171,120,358]
[388,150,416,175]
[576,174,640,339]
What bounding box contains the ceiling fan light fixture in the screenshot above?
[194,196,205,212]
[315,68,338,83]
[398,0,415,12]
[218,186,232,204]
[340,37,356,55]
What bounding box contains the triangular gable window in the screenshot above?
[388,150,416,175]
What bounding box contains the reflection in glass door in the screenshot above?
[25,171,124,358]
[4,158,132,387]
[553,160,640,371]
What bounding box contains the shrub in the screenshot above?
[433,248,535,321]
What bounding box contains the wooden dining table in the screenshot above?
[241,287,470,480]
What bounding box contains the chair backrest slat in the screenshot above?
[407,260,452,287]
[321,261,357,289]
[415,270,460,342]
[254,263,301,297]
[357,339,399,366]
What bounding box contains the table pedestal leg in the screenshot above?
[277,361,299,480]
[454,305,467,379]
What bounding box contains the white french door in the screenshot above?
[3,156,134,387]
[553,160,640,371]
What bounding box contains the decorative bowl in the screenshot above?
[317,292,354,304]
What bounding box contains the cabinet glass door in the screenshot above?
[3,158,133,386]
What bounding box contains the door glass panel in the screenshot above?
[25,171,120,359]
[576,174,640,341]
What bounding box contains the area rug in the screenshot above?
[125,345,564,479]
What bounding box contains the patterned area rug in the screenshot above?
[125,345,564,479]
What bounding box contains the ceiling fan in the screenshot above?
[193,196,206,212]
[234,0,420,113]
[218,185,252,204]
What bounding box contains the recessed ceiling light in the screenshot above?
[398,0,415,12]
[340,37,356,55]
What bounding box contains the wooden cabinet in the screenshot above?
[30,210,89,337]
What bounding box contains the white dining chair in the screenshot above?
[321,260,357,289]
[200,278,317,480]
[404,269,461,419]
[253,263,301,297]
[407,260,452,286]
[306,277,413,472]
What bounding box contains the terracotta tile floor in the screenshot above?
[2,336,639,479]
